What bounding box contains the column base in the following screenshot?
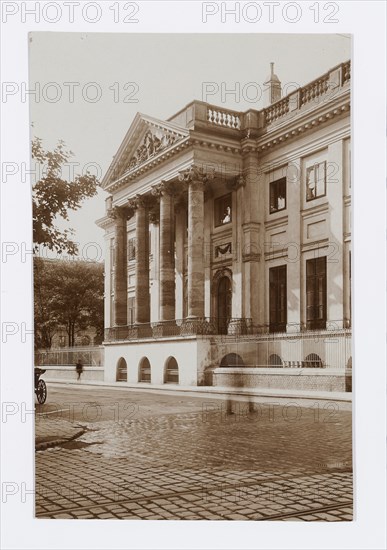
[129,324,153,339]
[112,325,129,341]
[227,318,250,336]
[182,317,215,336]
[152,321,178,338]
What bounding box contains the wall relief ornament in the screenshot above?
[215,242,232,257]
[128,129,178,171]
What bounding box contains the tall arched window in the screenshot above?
[165,357,179,384]
[138,357,151,383]
[116,358,127,382]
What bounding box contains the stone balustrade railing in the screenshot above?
[170,61,350,133]
[207,107,241,129]
[264,96,290,124]
[263,60,350,125]
[300,74,331,106]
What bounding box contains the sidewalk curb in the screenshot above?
[35,425,86,452]
[43,379,352,402]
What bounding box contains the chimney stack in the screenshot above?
[263,62,282,106]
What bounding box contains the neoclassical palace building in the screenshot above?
[97,60,351,392]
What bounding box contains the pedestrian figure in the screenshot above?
[75,360,83,381]
[226,371,255,416]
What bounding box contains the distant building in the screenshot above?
[51,327,100,348]
[97,60,351,391]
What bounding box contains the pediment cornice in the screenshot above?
[102,113,190,191]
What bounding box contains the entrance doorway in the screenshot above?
[217,276,232,334]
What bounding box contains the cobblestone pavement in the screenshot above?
[35,418,85,450]
[36,388,353,521]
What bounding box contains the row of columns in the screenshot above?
[111,166,210,326]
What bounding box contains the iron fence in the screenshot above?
[35,346,104,367]
[104,318,254,341]
[104,318,351,342]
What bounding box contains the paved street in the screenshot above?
[35,385,353,521]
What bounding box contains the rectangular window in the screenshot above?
[306,161,326,201]
[270,177,286,214]
[128,238,136,261]
[306,257,327,330]
[214,194,232,227]
[269,265,287,333]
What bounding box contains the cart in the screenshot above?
[34,368,47,404]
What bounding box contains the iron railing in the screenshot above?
[35,346,104,367]
[104,318,254,341]
[104,318,351,342]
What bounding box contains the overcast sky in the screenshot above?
[29,32,351,259]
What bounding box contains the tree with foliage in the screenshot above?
[32,137,98,255]
[34,258,104,349]
[34,257,61,349]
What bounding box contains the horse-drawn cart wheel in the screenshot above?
[36,379,47,404]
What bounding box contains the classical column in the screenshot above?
[174,202,186,320]
[130,195,150,324]
[110,206,131,326]
[153,182,175,321]
[179,166,212,319]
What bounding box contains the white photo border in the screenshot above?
[1,1,386,549]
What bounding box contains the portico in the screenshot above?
[108,162,243,334]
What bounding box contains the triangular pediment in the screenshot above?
[102,113,189,188]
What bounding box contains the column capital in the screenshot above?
[107,205,134,221]
[178,164,214,186]
[127,194,152,211]
[151,180,175,198]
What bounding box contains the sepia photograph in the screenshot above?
[30,32,353,521]
[1,3,386,549]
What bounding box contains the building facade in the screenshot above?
[97,60,351,391]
